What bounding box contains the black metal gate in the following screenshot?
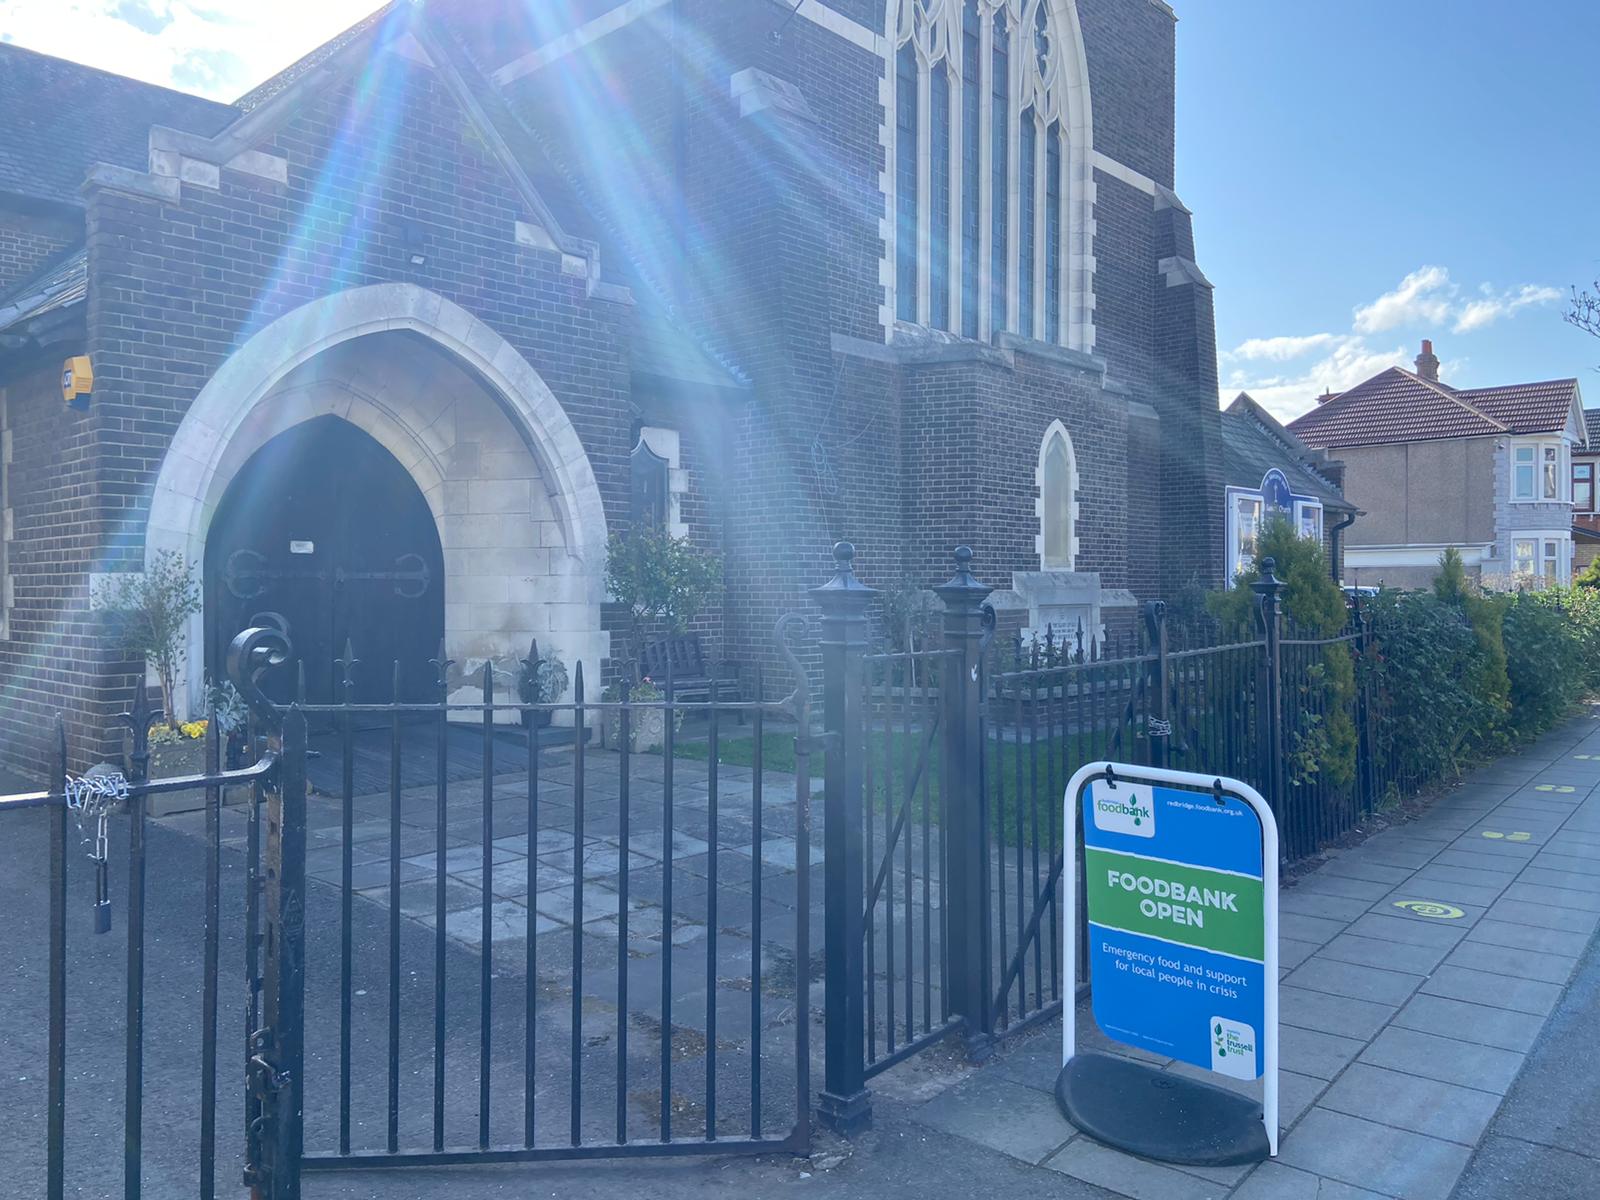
[5,615,815,1198]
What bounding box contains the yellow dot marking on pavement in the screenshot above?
[1507,832,1531,842]
[1481,831,1533,841]
[1393,900,1466,920]
[1535,785,1576,794]
[1481,831,1504,839]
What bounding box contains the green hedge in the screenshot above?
[1365,582,1600,790]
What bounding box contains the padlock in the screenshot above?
[94,898,112,935]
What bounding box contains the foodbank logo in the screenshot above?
[1091,782,1155,839]
[1209,1016,1257,1081]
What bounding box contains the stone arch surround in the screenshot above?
[146,283,609,716]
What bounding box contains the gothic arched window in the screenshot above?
[889,0,1092,350]
[1038,421,1077,570]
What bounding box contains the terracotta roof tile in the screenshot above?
[1460,380,1583,437]
[1287,367,1578,449]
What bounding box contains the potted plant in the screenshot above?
[518,645,569,728]
[599,676,674,753]
[99,549,202,740]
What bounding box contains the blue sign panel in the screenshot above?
[1081,780,1268,1078]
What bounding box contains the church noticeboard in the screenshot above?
[1058,763,1280,1165]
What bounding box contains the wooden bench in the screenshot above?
[639,634,742,706]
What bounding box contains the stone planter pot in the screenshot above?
[143,738,208,817]
[600,704,667,753]
[135,735,248,817]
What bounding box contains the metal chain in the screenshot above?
[64,771,126,933]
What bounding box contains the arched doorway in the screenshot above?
[149,283,609,720]
[204,415,445,707]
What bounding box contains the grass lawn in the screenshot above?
[665,725,1118,844]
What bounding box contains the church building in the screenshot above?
[0,0,1224,769]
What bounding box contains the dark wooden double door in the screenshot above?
[205,416,445,711]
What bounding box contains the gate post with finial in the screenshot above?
[1252,558,1286,831]
[933,546,992,1053]
[812,542,876,1135]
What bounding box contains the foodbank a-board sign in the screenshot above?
[1075,769,1276,1082]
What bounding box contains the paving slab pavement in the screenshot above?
[894,709,1600,1200]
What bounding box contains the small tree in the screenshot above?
[100,551,202,730]
[603,526,723,668]
[1209,516,1357,790]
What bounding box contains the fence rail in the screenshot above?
[815,546,1401,1131]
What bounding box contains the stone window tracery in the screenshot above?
[889,0,1093,349]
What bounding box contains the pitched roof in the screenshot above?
[1585,408,1600,448]
[1287,366,1580,449]
[1458,378,1587,439]
[1223,394,1354,512]
[0,43,235,207]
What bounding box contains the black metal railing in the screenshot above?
[812,549,1403,1131]
[0,540,1457,1181]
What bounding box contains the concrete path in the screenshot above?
[903,709,1600,1200]
[1451,892,1600,1199]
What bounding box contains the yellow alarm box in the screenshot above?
[62,354,93,411]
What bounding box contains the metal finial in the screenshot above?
[430,639,456,693]
[336,637,359,703]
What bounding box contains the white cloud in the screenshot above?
[1452,284,1563,334]
[1351,266,1454,334]
[0,0,384,100]
[1229,332,1343,362]
[1226,266,1563,422]
[1225,342,1413,423]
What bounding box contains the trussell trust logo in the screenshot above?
[1210,1016,1256,1080]
[1091,781,1155,839]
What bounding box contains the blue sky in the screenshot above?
[2,1,1595,419]
[1176,0,1600,418]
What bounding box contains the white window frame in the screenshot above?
[1543,539,1561,582]
[1293,499,1324,544]
[1512,439,1563,502]
[1036,419,1078,570]
[1513,537,1536,576]
[1226,488,1264,583]
[1512,443,1538,501]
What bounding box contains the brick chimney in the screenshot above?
[1415,339,1440,382]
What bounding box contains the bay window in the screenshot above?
[1513,538,1536,576]
[1512,442,1563,501]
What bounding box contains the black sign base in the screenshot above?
[1055,1051,1270,1167]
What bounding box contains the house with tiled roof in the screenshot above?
[1287,341,1585,589]
[1571,409,1600,571]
